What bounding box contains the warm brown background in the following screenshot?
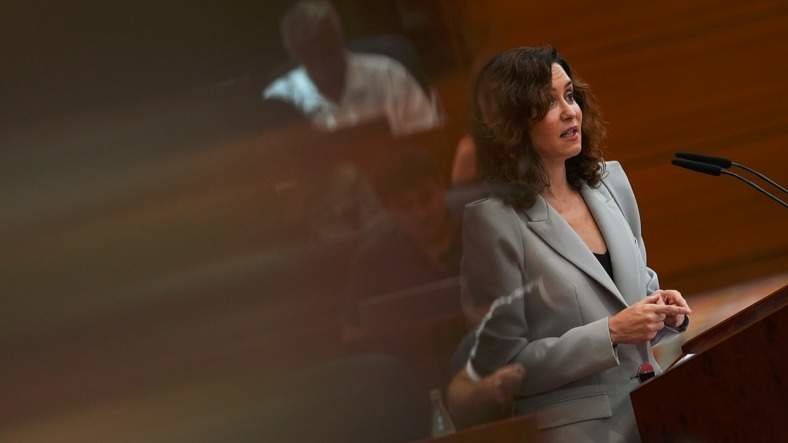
[439,0,788,293]
[1,1,786,441]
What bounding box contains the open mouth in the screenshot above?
[560,127,579,138]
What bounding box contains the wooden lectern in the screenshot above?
[631,284,788,442]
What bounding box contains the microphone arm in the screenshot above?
[672,159,788,209]
[729,162,787,194]
[720,170,788,209]
[675,152,787,193]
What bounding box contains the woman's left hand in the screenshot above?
[653,289,691,328]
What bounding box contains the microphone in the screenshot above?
[671,159,722,176]
[675,152,787,193]
[672,157,788,209]
[674,152,731,169]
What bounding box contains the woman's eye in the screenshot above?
[565,92,575,103]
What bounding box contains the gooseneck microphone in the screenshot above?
[675,152,787,194]
[671,158,722,176]
[672,157,788,209]
[673,152,731,168]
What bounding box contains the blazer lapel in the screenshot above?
[521,195,628,308]
[581,183,645,306]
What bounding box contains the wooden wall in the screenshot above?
[1,1,786,441]
[441,0,788,292]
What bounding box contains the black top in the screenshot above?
[594,251,614,280]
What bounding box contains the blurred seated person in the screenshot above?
[448,130,527,429]
[258,93,310,131]
[447,331,526,430]
[263,0,440,137]
[341,149,459,335]
[448,49,505,212]
[451,133,478,186]
[447,52,536,433]
[340,147,521,428]
[450,48,500,187]
[445,133,490,219]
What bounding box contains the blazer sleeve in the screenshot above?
[462,199,620,395]
[604,161,689,343]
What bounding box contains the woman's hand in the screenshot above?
[609,293,691,344]
[653,289,691,328]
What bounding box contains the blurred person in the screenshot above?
[450,133,478,186]
[446,330,526,430]
[447,48,502,215]
[263,0,440,137]
[339,149,527,429]
[461,47,691,442]
[341,149,459,334]
[450,47,501,188]
[262,1,444,243]
[446,134,489,221]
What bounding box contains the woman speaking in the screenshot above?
[461,47,691,442]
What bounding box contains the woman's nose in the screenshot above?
[560,102,578,120]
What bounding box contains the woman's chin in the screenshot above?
[559,145,583,161]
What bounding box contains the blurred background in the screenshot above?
[1,1,786,442]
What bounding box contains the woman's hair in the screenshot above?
[471,46,607,209]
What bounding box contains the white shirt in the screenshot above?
[263,53,440,136]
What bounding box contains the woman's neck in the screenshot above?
[542,160,574,201]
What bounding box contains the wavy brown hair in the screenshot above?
[472,47,607,210]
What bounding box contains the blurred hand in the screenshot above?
[447,362,526,428]
[609,293,691,344]
[481,363,526,405]
[654,289,691,328]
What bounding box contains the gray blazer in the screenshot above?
[462,161,686,442]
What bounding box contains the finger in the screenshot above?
[645,309,664,321]
[674,297,691,313]
[501,364,526,377]
[662,290,692,313]
[666,314,685,328]
[661,290,679,302]
[673,293,691,312]
[653,305,691,316]
[495,372,524,400]
[500,371,525,386]
[640,293,663,304]
[649,321,664,339]
[643,302,669,312]
[648,304,685,315]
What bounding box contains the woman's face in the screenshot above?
[529,63,583,164]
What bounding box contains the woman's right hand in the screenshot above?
[609,293,691,344]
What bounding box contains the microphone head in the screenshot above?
[672,158,723,176]
[674,152,732,168]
